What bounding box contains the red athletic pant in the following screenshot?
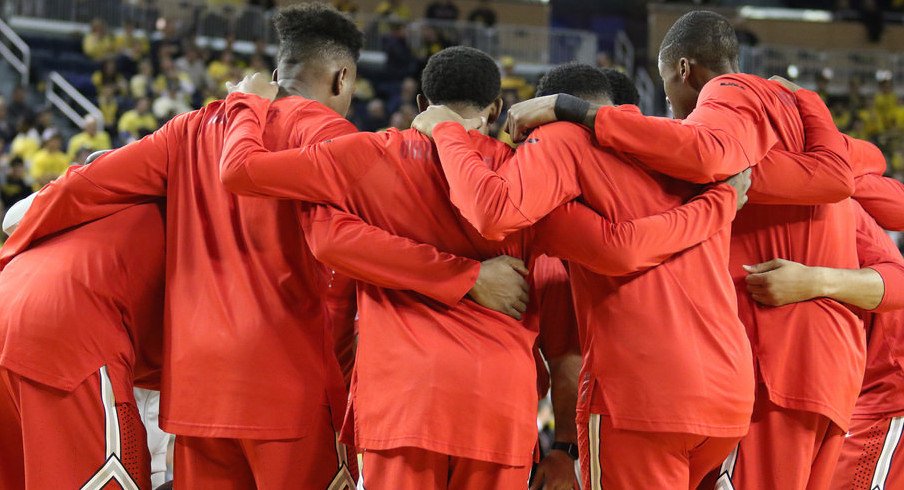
[0,364,151,490]
[360,446,531,490]
[829,415,904,490]
[701,386,845,490]
[578,413,739,490]
[173,404,356,489]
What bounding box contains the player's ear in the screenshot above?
[486,96,504,125]
[333,67,350,97]
[416,94,429,113]
[271,69,278,83]
[678,57,691,83]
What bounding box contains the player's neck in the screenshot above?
[275,79,327,104]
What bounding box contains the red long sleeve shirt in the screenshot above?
[0,204,165,392]
[430,116,756,436]
[0,96,485,439]
[850,202,904,418]
[589,76,865,430]
[218,92,743,463]
[531,256,581,399]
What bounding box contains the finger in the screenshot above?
[745,272,767,285]
[528,475,542,490]
[504,257,529,275]
[506,306,522,320]
[519,290,530,304]
[518,277,530,294]
[744,259,781,274]
[513,299,528,314]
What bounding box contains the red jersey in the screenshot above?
[431,117,756,437]
[0,204,164,392]
[0,97,483,439]
[218,92,743,464]
[589,77,866,429]
[530,255,580,398]
[851,202,904,418]
[854,174,904,231]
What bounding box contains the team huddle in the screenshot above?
[0,3,903,490]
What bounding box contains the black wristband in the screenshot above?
[551,441,579,460]
[554,94,591,124]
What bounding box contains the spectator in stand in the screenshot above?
[468,0,497,27]
[0,99,14,145]
[155,57,195,100]
[244,53,271,78]
[7,86,33,127]
[118,97,158,141]
[115,20,150,64]
[426,0,459,20]
[500,56,533,100]
[83,18,117,61]
[34,109,54,137]
[175,47,208,94]
[152,79,192,121]
[153,20,184,62]
[30,132,69,189]
[206,50,238,90]
[387,76,418,114]
[131,59,156,99]
[874,77,900,129]
[92,59,128,96]
[388,110,412,130]
[67,116,111,159]
[383,22,416,80]
[334,0,359,14]
[418,25,450,63]
[362,98,389,131]
[96,85,120,137]
[1,157,31,210]
[375,0,412,21]
[9,118,40,162]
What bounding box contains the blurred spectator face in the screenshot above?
[398,103,417,121]
[136,97,151,114]
[221,51,235,65]
[368,99,387,120]
[401,77,418,99]
[83,117,98,135]
[45,134,63,152]
[102,59,117,76]
[596,52,613,69]
[423,26,439,43]
[123,21,135,35]
[249,54,267,71]
[11,86,26,103]
[500,56,515,76]
[9,158,24,178]
[880,79,894,94]
[37,110,53,128]
[160,57,175,73]
[91,18,107,35]
[139,60,154,76]
[100,84,116,99]
[389,111,408,129]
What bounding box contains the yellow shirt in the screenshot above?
[207,61,233,86]
[118,110,157,136]
[98,97,119,127]
[115,33,149,56]
[67,131,112,158]
[30,149,71,186]
[375,1,412,20]
[83,33,116,61]
[10,134,40,161]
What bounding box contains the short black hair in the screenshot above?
[421,46,500,108]
[273,3,363,67]
[535,62,611,102]
[600,68,639,106]
[659,10,739,71]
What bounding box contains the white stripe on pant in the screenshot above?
[80,366,140,490]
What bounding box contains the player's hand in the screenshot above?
[743,258,821,306]
[723,168,752,211]
[530,450,579,490]
[226,72,278,101]
[769,75,802,93]
[411,105,485,139]
[468,255,530,320]
[505,95,558,143]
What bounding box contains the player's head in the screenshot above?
[273,3,363,116]
[535,62,612,105]
[418,46,503,126]
[658,10,739,119]
[85,149,112,165]
[600,68,639,106]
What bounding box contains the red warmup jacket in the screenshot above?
[0,204,165,392]
[218,92,743,464]
[588,77,871,430]
[0,96,502,440]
